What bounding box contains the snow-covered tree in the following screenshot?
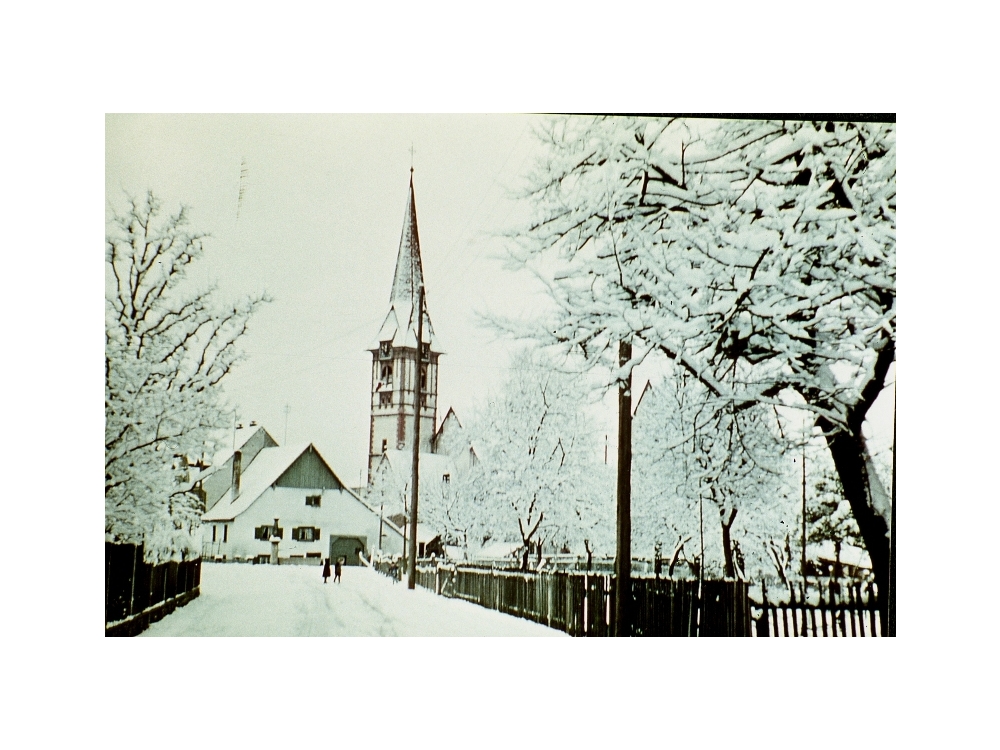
[460,348,604,570]
[633,371,797,580]
[504,116,895,599]
[105,192,267,562]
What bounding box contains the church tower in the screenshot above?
[368,172,440,482]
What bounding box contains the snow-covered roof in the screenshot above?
[203,443,314,521]
[808,541,872,569]
[416,523,439,544]
[473,541,522,559]
[204,423,277,477]
[376,450,457,490]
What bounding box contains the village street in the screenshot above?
[140,563,565,637]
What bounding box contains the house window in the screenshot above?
[255,525,283,540]
[292,527,321,542]
[306,494,321,507]
[380,391,393,407]
[223,524,228,543]
[212,525,217,542]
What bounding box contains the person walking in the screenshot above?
[322,557,331,583]
[334,557,343,583]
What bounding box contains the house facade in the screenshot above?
[201,441,403,565]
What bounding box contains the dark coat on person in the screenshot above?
[322,559,332,581]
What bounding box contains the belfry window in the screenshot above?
[380,364,393,386]
[420,364,427,390]
[379,341,392,359]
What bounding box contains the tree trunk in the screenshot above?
[821,423,890,632]
[720,508,737,579]
[816,335,894,634]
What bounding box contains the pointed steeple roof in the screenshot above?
[390,171,425,306]
[372,172,437,350]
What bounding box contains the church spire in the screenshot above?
[390,172,425,307]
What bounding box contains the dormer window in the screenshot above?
[379,341,392,359]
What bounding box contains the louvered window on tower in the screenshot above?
[380,364,393,385]
[420,343,429,361]
[380,391,392,407]
[379,342,392,359]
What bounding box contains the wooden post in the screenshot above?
[408,285,425,590]
[614,340,632,637]
[802,444,807,580]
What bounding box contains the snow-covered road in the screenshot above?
[140,563,565,637]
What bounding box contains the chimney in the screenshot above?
[232,450,242,499]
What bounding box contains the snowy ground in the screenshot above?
[140,563,566,637]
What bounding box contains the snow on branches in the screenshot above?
[633,372,798,581]
[105,192,268,562]
[505,117,895,595]
[452,348,609,568]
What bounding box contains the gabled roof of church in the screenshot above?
[372,173,437,350]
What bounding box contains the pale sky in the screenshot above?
[106,114,894,486]
[106,114,558,485]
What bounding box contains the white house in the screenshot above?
[200,439,404,565]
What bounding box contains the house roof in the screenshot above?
[202,443,405,541]
[808,541,872,569]
[203,444,313,521]
[375,450,457,490]
[198,423,278,481]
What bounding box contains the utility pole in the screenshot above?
[801,442,807,580]
[614,340,632,637]
[407,286,425,590]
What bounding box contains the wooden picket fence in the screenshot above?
[751,580,882,637]
[375,561,750,636]
[105,542,201,637]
